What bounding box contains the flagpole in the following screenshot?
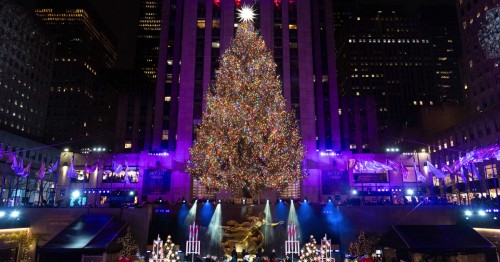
[1,160,6,206]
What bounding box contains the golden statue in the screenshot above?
[221,207,283,255]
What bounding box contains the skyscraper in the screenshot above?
[430,0,500,176]
[135,0,163,81]
[0,0,54,139]
[34,0,117,148]
[334,0,462,152]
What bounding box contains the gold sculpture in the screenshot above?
[221,207,283,255]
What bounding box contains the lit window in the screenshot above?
[197,19,205,29]
[124,142,132,149]
[164,96,171,102]
[162,130,168,140]
[289,24,297,30]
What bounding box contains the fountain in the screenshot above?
[207,203,222,257]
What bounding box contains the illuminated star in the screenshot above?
[237,5,256,23]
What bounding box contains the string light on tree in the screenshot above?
[479,6,500,58]
[187,12,306,197]
[122,226,140,258]
[164,235,180,262]
[300,235,320,262]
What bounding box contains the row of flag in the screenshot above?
[1,147,130,181]
[349,144,499,182]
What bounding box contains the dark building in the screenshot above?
[98,69,154,153]
[334,0,462,152]
[429,0,500,201]
[34,0,117,149]
[0,0,60,207]
[135,0,163,81]
[0,0,54,139]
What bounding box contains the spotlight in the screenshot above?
[328,197,332,202]
[279,199,282,203]
[218,199,221,203]
[303,197,308,203]
[129,191,135,196]
[465,210,473,216]
[10,210,20,218]
[479,210,486,216]
[182,199,186,204]
[0,211,5,218]
[352,190,358,195]
[71,190,81,198]
[406,189,414,196]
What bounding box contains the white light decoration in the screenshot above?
[479,6,500,58]
[237,6,256,23]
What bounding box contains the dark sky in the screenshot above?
[89,0,140,69]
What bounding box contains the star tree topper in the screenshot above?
[237,5,256,23]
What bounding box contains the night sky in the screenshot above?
[89,0,140,69]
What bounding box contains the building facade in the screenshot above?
[0,0,54,139]
[335,0,462,152]
[34,0,117,148]
[429,0,500,202]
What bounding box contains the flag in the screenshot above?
[495,148,500,161]
[37,161,46,180]
[49,159,59,173]
[10,155,19,172]
[470,163,480,180]
[460,166,469,182]
[112,161,123,174]
[12,157,24,176]
[387,160,400,172]
[400,161,409,179]
[67,156,77,178]
[440,162,454,174]
[85,161,97,173]
[353,161,365,173]
[22,161,31,178]
[348,159,357,170]
[427,161,446,179]
[123,158,130,183]
[414,161,426,182]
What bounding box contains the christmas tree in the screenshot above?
[348,229,373,258]
[163,235,180,262]
[121,226,139,258]
[300,235,319,262]
[187,7,305,197]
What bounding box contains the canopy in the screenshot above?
[39,214,126,253]
[378,225,496,255]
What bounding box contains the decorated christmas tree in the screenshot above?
[122,226,140,258]
[187,7,305,197]
[348,229,373,258]
[300,235,319,262]
[163,235,180,262]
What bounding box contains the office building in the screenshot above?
[34,0,117,148]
